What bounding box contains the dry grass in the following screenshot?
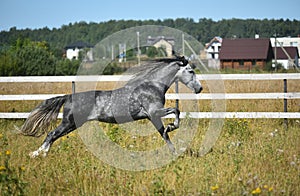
[0,78,299,195]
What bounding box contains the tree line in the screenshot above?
[0,18,299,76]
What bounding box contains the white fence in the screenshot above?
[1,73,300,82]
[0,74,300,119]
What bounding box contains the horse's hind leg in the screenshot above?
[30,122,76,158]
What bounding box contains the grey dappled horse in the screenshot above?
[20,56,202,157]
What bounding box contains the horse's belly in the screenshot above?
[90,105,148,124]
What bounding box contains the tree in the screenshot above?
[55,58,80,75]
[0,38,56,76]
[146,46,159,58]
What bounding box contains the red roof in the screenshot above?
[219,38,274,60]
[273,46,299,59]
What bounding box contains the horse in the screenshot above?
[20,56,203,158]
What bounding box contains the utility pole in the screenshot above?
[274,33,278,72]
[182,33,185,56]
[111,45,114,61]
[137,31,140,66]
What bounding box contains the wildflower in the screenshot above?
[252,187,261,194]
[5,150,11,155]
[211,185,219,191]
[0,166,6,171]
[20,166,26,171]
[129,144,134,148]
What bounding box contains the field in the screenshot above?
[0,78,300,195]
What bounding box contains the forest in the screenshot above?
[0,18,299,76]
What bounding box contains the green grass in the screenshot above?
[0,118,299,195]
[0,79,299,195]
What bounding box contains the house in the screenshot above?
[205,36,222,59]
[65,41,94,61]
[147,36,175,57]
[219,38,274,70]
[272,46,299,69]
[204,36,222,69]
[270,37,300,55]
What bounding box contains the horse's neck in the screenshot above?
[151,68,178,93]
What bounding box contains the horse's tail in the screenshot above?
[20,95,69,137]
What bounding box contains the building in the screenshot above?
[204,36,222,69]
[270,37,300,54]
[272,46,299,69]
[205,36,222,59]
[147,36,175,57]
[65,41,94,61]
[219,38,274,70]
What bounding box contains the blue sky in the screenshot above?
[1,0,299,31]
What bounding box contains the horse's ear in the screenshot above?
[176,55,188,67]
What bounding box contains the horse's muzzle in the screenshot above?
[195,86,203,94]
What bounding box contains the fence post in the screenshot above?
[72,81,75,94]
[283,79,288,129]
[175,81,179,109]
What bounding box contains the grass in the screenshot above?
[0,78,299,195]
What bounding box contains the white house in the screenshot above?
[270,37,300,53]
[205,36,222,59]
[270,37,300,68]
[65,41,94,61]
[204,36,222,69]
[272,46,299,69]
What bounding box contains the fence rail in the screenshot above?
[1,73,300,83]
[1,112,300,119]
[0,74,299,119]
[1,93,300,101]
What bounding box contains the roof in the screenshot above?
[65,41,93,49]
[219,38,273,60]
[273,46,299,59]
[205,36,222,49]
[147,36,175,45]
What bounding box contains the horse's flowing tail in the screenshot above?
[20,95,69,137]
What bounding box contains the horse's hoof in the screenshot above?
[29,151,39,158]
[42,152,48,157]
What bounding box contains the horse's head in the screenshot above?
[175,57,203,94]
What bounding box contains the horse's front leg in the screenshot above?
[150,116,176,153]
[149,107,180,154]
[160,108,180,134]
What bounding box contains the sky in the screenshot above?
[0,0,299,31]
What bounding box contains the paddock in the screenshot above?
[0,73,299,195]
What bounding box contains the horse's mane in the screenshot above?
[126,57,182,85]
